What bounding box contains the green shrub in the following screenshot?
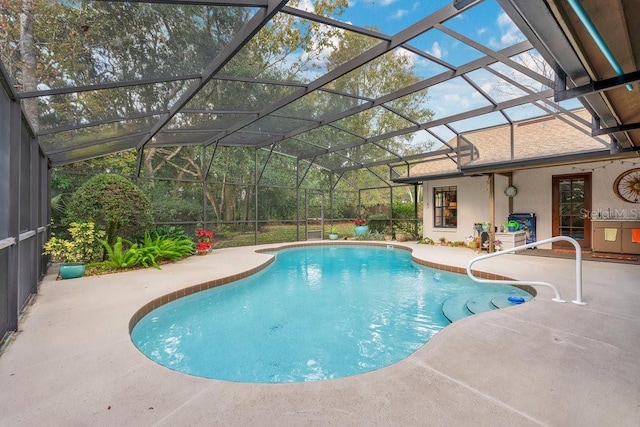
[100,232,195,271]
[151,197,201,224]
[65,174,153,246]
[100,237,151,269]
[367,214,389,233]
[389,201,413,234]
[392,201,415,219]
[43,221,105,263]
[142,231,195,260]
[354,230,385,241]
[134,225,191,243]
[420,237,435,245]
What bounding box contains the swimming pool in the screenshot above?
[131,245,531,383]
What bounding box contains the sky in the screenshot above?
[310,0,565,131]
[317,0,568,137]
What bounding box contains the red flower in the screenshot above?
[354,219,366,226]
[196,229,214,240]
[196,241,212,251]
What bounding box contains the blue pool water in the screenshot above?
[131,245,530,383]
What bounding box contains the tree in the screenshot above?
[5,0,430,228]
[135,0,350,223]
[325,28,435,157]
[490,50,554,102]
[321,28,435,204]
[65,173,153,246]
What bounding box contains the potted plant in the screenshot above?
[42,222,105,279]
[353,219,369,236]
[383,226,393,241]
[482,221,491,231]
[494,239,502,251]
[328,226,339,240]
[195,229,215,255]
[418,236,434,245]
[393,230,407,242]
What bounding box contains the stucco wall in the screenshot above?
[422,174,511,243]
[514,159,639,248]
[422,160,640,249]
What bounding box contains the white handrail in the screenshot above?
[466,236,586,305]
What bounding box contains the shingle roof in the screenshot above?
[403,109,609,180]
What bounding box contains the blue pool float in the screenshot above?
[507,296,526,304]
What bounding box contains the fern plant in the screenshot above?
[100,232,195,271]
[142,231,194,260]
[100,237,145,269]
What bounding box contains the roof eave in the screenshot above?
[392,171,465,184]
[460,149,635,175]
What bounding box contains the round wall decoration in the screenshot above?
[613,168,640,203]
[504,185,517,197]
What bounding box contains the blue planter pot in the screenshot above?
[59,263,85,280]
[354,225,369,236]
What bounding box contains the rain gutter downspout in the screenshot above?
[567,0,633,91]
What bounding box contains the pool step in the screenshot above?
[441,294,476,323]
[466,292,509,314]
[442,292,532,323]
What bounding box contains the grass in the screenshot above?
[214,222,359,247]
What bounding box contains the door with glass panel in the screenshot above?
[552,173,591,249]
[305,191,324,240]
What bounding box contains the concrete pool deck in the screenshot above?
[0,242,638,426]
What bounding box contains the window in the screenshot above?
[434,186,457,228]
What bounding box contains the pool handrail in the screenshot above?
[466,236,586,305]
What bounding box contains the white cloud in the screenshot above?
[428,41,444,59]
[393,9,408,19]
[480,81,494,94]
[444,93,470,109]
[426,78,491,118]
[380,0,397,5]
[497,10,513,27]
[488,11,525,49]
[444,93,461,102]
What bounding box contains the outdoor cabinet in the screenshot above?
[593,221,621,253]
[592,221,640,254]
[621,222,640,255]
[494,231,526,250]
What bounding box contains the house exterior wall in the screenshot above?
[422,159,640,249]
[422,174,510,243]
[513,159,639,249]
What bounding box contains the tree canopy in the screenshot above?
[4,0,432,226]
